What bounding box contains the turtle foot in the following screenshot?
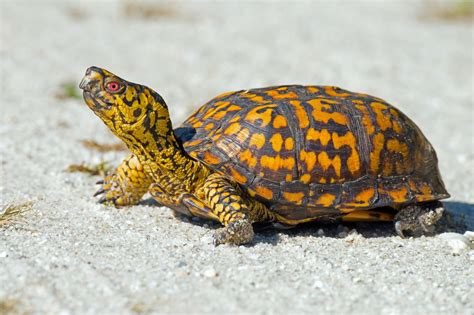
[213,220,254,246]
[94,173,133,207]
[394,202,444,238]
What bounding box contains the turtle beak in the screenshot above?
[79,66,103,93]
[79,76,90,91]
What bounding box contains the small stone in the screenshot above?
[392,239,404,247]
[316,228,325,237]
[338,231,348,238]
[463,231,474,242]
[438,232,471,255]
[174,270,189,278]
[203,267,218,278]
[353,277,362,283]
[312,280,324,289]
[0,251,7,258]
[337,225,349,238]
[345,230,363,244]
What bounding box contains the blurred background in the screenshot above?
[2,0,472,120]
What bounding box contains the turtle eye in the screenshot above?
[106,81,121,93]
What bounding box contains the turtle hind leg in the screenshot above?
[199,174,253,245]
[394,201,444,238]
[199,173,275,246]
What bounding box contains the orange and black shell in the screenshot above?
[177,85,449,222]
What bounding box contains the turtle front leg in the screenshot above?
[394,201,444,237]
[95,154,152,206]
[150,183,253,245]
[198,173,275,246]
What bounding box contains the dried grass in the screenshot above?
[65,161,112,177]
[0,202,33,227]
[422,0,473,21]
[130,302,153,314]
[80,139,127,153]
[122,1,176,20]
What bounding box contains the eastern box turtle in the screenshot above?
[79,66,450,245]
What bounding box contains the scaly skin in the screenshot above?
[96,154,152,206]
[80,66,274,245]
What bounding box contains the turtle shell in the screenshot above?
[177,85,449,222]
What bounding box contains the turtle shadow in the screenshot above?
[141,197,393,236]
[141,198,281,245]
[140,198,473,245]
[438,200,474,233]
[256,221,396,241]
[139,198,162,207]
[256,201,474,243]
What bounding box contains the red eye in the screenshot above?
[106,81,121,92]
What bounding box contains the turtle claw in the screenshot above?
[93,187,105,197]
[96,179,104,185]
[93,174,124,206]
[394,221,406,238]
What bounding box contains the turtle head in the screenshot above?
[79,66,173,149]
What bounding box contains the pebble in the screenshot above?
[438,232,472,255]
[312,280,324,289]
[337,225,350,238]
[392,239,404,247]
[345,230,363,244]
[0,251,7,258]
[463,231,474,242]
[174,270,189,278]
[203,267,218,278]
[316,228,325,237]
[352,277,363,283]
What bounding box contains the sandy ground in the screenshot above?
[1,1,473,314]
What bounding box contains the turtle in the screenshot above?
[79,66,450,245]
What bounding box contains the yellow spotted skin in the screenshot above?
[97,154,152,206]
[80,67,449,244]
